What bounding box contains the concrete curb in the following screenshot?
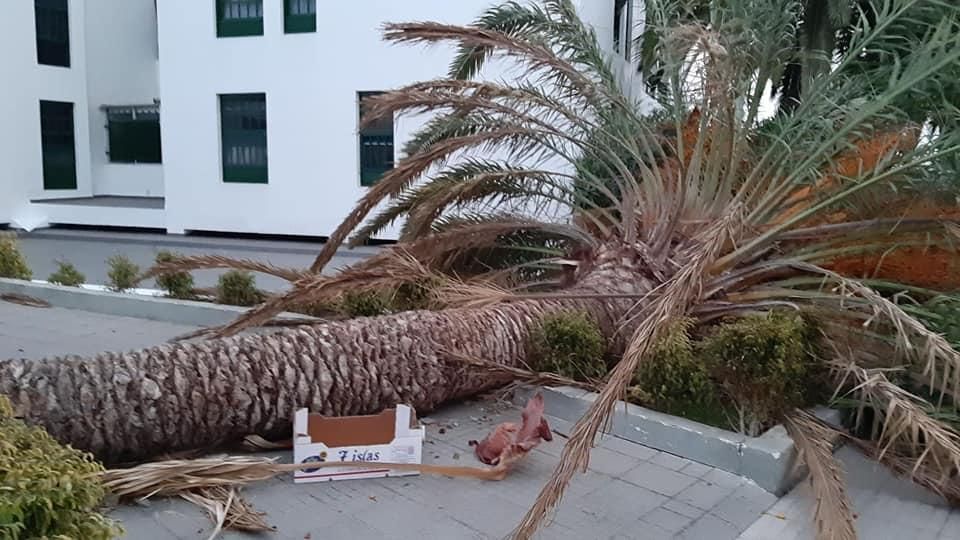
[0,278,312,327]
[515,385,840,494]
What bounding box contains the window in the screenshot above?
[613,0,632,60]
[216,0,263,37]
[106,106,162,164]
[35,0,70,67]
[358,92,394,187]
[39,100,77,190]
[285,0,316,33]
[220,94,268,183]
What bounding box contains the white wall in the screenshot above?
[84,0,163,197]
[0,0,93,225]
[1,0,163,229]
[156,0,635,237]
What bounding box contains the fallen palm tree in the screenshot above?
[4,2,960,540]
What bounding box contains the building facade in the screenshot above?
[1,0,641,238]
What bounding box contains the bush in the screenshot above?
[0,396,121,539]
[529,312,607,381]
[391,279,439,311]
[919,295,960,347]
[216,270,262,307]
[153,251,195,299]
[339,290,390,317]
[106,255,139,292]
[702,312,819,435]
[47,260,86,287]
[0,237,32,280]
[634,318,716,419]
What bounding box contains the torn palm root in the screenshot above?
[469,392,553,467]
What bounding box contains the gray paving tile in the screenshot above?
[675,480,736,511]
[585,445,645,477]
[623,461,699,497]
[701,468,746,490]
[710,493,776,530]
[598,435,660,460]
[575,479,668,525]
[680,513,743,540]
[680,460,714,478]
[663,499,708,520]
[642,506,696,533]
[650,451,694,471]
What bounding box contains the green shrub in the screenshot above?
[391,279,439,311]
[919,295,960,347]
[216,270,262,307]
[106,255,139,292]
[0,396,121,539]
[529,312,607,381]
[339,290,390,317]
[0,237,32,280]
[702,312,819,435]
[634,318,717,419]
[47,260,86,287]
[153,251,195,300]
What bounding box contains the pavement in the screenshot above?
[12,228,379,292]
[1,300,959,539]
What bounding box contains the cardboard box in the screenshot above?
[293,405,425,483]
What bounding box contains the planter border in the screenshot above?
[0,278,312,328]
[515,385,840,494]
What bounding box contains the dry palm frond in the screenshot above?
[308,126,541,274]
[140,254,306,283]
[240,435,292,452]
[779,263,960,402]
[180,486,273,537]
[845,435,960,507]
[436,280,517,308]
[219,220,578,337]
[783,410,857,540]
[101,455,526,505]
[443,349,602,392]
[837,364,960,492]
[0,293,51,308]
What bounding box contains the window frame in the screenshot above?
[39,100,78,191]
[35,0,71,67]
[105,106,162,164]
[358,91,395,187]
[284,0,316,34]
[219,93,269,184]
[216,0,264,38]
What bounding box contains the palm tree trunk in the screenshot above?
[2,246,645,463]
[1,298,618,463]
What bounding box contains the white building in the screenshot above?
[0,0,640,239]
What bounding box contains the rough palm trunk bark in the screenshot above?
[1,248,644,463]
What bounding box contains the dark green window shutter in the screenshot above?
[107,108,162,164]
[39,100,77,190]
[216,0,263,37]
[284,0,316,33]
[358,92,394,187]
[35,0,70,67]
[220,94,268,183]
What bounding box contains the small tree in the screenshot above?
[339,290,389,317]
[216,270,261,307]
[529,312,607,381]
[48,261,86,287]
[106,255,139,292]
[0,396,121,539]
[702,313,820,436]
[154,251,195,300]
[0,237,32,280]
